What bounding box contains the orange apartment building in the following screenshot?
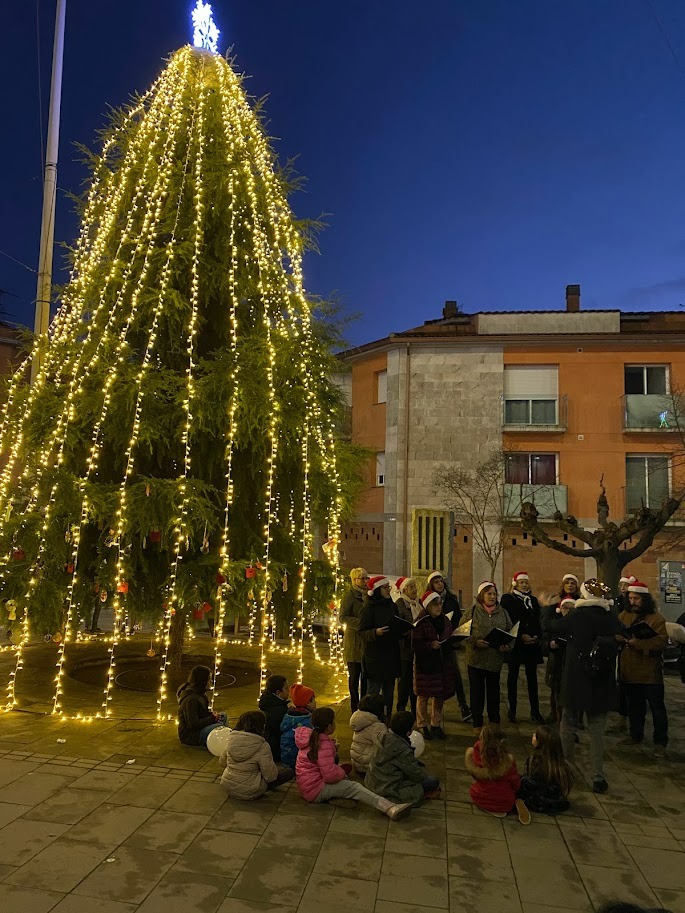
[338,286,685,619]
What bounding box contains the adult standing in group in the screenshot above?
[412,591,457,740]
[617,581,669,757]
[359,576,402,719]
[542,596,575,723]
[544,579,621,794]
[615,575,637,614]
[341,567,369,712]
[394,577,421,715]
[462,582,513,733]
[501,571,545,725]
[614,575,636,730]
[424,571,472,722]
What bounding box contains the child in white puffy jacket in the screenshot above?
[350,693,387,774]
[220,710,293,799]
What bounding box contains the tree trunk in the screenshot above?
[168,606,188,678]
[595,550,621,596]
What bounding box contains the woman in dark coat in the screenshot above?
[176,665,226,747]
[340,567,369,711]
[544,579,621,795]
[500,571,544,724]
[412,591,456,740]
[358,576,402,719]
[542,596,575,723]
[424,571,471,722]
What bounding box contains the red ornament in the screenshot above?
[65,562,75,574]
[117,581,129,594]
[12,548,25,562]
[245,567,256,579]
[216,572,226,585]
[202,601,212,615]
[149,530,162,543]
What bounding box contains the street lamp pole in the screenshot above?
[32,0,67,383]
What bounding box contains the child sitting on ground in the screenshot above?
[518,725,573,814]
[465,724,531,824]
[176,665,227,748]
[350,693,388,775]
[219,710,294,799]
[365,711,441,803]
[280,683,316,768]
[258,674,290,762]
[294,706,413,820]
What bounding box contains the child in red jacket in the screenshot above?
[465,724,531,824]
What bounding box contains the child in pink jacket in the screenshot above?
[294,707,412,820]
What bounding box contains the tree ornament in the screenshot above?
[216,572,226,585]
[11,548,25,562]
[149,530,162,544]
[65,562,75,575]
[6,600,17,621]
[145,483,151,497]
[201,523,210,554]
[117,581,129,594]
[245,566,256,579]
[100,589,109,603]
[282,572,288,592]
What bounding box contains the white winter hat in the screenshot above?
[562,574,579,585]
[427,571,444,585]
[422,591,441,609]
[477,581,497,596]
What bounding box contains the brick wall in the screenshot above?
[341,522,384,576]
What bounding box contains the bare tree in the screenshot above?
[432,449,519,581]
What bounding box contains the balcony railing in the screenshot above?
[502,394,567,432]
[504,483,568,519]
[622,394,675,432]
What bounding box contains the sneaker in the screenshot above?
[530,711,545,725]
[422,726,433,741]
[592,778,609,794]
[653,745,668,759]
[460,704,473,723]
[483,809,507,818]
[515,799,532,825]
[507,711,517,724]
[386,801,413,820]
[430,726,447,741]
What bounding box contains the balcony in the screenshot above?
[504,483,568,519]
[622,394,675,432]
[502,394,567,432]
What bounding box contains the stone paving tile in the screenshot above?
[446,809,505,840]
[0,818,69,866]
[385,807,447,859]
[71,845,177,904]
[207,798,280,835]
[0,802,32,828]
[175,828,260,878]
[227,847,314,907]
[137,869,234,913]
[216,900,295,913]
[299,873,378,913]
[327,805,389,838]
[0,884,65,913]
[313,831,383,881]
[627,844,685,891]
[0,862,15,878]
[448,834,515,882]
[655,889,685,913]
[448,876,523,913]
[22,788,108,825]
[523,906,592,913]
[561,822,635,869]
[50,897,137,913]
[125,809,210,853]
[69,770,135,792]
[377,851,449,909]
[375,903,448,913]
[66,802,154,845]
[162,779,227,816]
[257,813,328,856]
[107,773,185,808]
[514,853,591,910]
[577,862,660,909]
[5,837,113,893]
[0,773,76,807]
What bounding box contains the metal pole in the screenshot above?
[32,0,66,383]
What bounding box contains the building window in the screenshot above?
[624,365,667,395]
[376,451,385,487]
[626,455,670,511]
[376,370,387,404]
[505,453,557,486]
[503,365,558,426]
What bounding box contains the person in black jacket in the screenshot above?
[258,674,290,762]
[544,579,621,794]
[423,571,472,722]
[177,666,227,747]
[359,576,402,718]
[501,572,544,724]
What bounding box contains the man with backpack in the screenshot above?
[543,578,621,794]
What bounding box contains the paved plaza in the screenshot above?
[0,646,683,913]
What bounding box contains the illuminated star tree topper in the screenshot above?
[192,0,220,53]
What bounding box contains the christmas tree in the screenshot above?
[0,12,363,717]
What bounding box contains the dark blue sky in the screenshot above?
[3,0,685,345]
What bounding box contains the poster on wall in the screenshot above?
[661,565,684,605]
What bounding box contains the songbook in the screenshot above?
[451,619,472,641]
[484,621,520,648]
[392,614,423,631]
[623,620,659,641]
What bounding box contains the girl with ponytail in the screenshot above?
[294,707,413,820]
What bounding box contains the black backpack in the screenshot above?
[584,637,620,679]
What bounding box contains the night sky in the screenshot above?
[3,0,685,346]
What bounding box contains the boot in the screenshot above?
[460,704,473,723]
[377,797,413,820]
[422,726,433,741]
[530,711,545,725]
[430,726,446,741]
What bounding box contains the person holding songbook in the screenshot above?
[501,571,545,725]
[462,582,514,733]
[359,576,402,719]
[411,591,459,740]
[616,581,669,756]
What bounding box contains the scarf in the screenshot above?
[513,588,533,612]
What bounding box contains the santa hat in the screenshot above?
[290,683,315,708]
[426,571,444,585]
[559,597,576,610]
[367,575,389,595]
[562,574,579,585]
[619,575,637,585]
[395,576,413,593]
[627,581,649,595]
[477,581,497,596]
[422,591,441,609]
[512,571,529,585]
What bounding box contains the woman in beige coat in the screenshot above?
[219,710,294,799]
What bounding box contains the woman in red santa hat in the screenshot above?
[358,576,402,719]
[500,572,544,725]
[394,577,420,716]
